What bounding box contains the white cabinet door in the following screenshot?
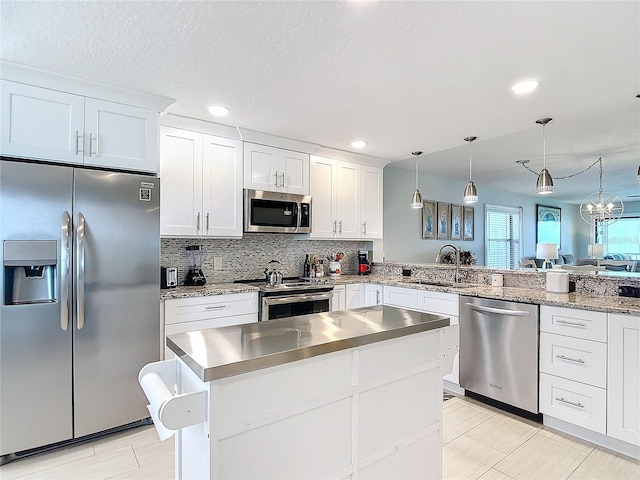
[84,98,158,172]
[279,149,309,195]
[331,285,346,312]
[243,142,279,191]
[383,286,418,310]
[360,165,383,239]
[202,135,243,237]
[310,156,337,238]
[335,161,360,238]
[1,81,84,164]
[345,284,365,310]
[364,284,383,306]
[607,313,640,446]
[159,127,202,236]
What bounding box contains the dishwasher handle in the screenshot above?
[465,303,530,316]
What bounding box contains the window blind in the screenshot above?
[485,205,523,269]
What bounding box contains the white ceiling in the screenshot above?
[1,1,638,204]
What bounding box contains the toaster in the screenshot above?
[161,267,178,289]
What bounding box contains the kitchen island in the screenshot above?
[141,305,453,479]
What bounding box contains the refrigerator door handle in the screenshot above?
[60,211,71,331]
[76,212,86,330]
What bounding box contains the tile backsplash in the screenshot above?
[161,234,367,284]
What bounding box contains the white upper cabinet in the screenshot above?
[243,142,309,195]
[360,165,383,239]
[1,81,159,172]
[160,127,242,237]
[310,155,382,240]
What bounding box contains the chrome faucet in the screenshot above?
[435,244,461,283]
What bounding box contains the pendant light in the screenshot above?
[535,117,554,195]
[579,156,624,226]
[463,136,478,204]
[410,151,423,209]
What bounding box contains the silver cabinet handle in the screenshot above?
[196,212,201,232]
[465,303,530,316]
[206,213,210,232]
[555,354,585,364]
[280,172,285,188]
[556,319,587,327]
[338,220,342,234]
[274,172,279,187]
[75,131,83,156]
[555,397,584,408]
[76,213,86,330]
[89,134,97,157]
[205,305,227,310]
[60,211,71,331]
[363,221,367,234]
[376,290,381,305]
[333,220,337,234]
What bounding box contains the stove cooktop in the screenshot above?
[234,277,334,293]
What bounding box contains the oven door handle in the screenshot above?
[263,292,333,306]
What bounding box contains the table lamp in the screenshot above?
[536,243,558,269]
[588,244,604,259]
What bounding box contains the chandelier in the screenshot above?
[579,157,624,226]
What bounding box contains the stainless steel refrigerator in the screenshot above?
[0,159,160,462]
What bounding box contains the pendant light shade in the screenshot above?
[463,136,478,203]
[410,151,423,209]
[536,168,554,195]
[535,118,554,195]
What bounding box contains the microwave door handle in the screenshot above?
[296,202,302,232]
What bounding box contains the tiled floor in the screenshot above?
[1,394,638,479]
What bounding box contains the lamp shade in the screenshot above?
[463,181,478,204]
[536,168,554,195]
[410,189,423,209]
[588,244,604,257]
[536,243,558,260]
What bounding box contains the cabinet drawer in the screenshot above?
[540,332,607,388]
[417,290,459,316]
[540,373,606,434]
[382,286,417,310]
[165,292,258,325]
[540,305,607,342]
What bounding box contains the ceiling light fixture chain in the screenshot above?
[517,157,601,179]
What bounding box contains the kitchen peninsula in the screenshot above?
[140,306,453,479]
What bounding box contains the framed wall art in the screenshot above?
[437,202,450,240]
[463,206,474,241]
[536,204,561,249]
[450,204,463,241]
[422,200,436,239]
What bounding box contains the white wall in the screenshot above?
[382,166,590,265]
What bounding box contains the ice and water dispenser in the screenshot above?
[3,240,57,305]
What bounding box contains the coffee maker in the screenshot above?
[358,250,371,275]
[184,245,207,286]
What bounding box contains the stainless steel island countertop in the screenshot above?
[167,305,450,382]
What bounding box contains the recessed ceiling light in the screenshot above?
[511,80,539,95]
[207,105,230,117]
[351,140,367,149]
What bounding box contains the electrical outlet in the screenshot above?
[213,257,222,271]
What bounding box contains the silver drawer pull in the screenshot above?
[555,354,585,364]
[556,319,587,327]
[205,305,227,310]
[555,397,584,408]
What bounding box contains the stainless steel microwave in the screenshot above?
[244,189,311,233]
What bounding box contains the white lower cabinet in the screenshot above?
[607,313,640,446]
[363,284,382,306]
[383,286,418,310]
[332,285,346,312]
[163,293,258,359]
[345,283,365,310]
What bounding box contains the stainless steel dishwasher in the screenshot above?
[459,296,539,413]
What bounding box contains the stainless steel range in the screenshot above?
[235,277,334,321]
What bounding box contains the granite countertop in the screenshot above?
[167,305,450,382]
[160,275,640,315]
[160,283,260,300]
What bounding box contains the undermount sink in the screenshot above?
[404,280,474,289]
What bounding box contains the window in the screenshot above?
[600,216,640,260]
[485,205,523,269]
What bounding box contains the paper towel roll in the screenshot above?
[546,271,569,293]
[139,371,177,440]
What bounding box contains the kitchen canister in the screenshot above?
[546,270,569,293]
[329,261,341,277]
